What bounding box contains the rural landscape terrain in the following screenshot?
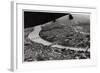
[24,13,90,62]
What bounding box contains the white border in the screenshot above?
[11,1,97,71]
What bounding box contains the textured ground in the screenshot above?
[24,25,90,62]
[24,14,90,62]
[40,21,90,48]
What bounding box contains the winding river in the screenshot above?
[28,25,89,51]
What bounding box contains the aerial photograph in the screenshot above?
[24,11,90,62]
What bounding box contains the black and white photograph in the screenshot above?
[24,11,90,62]
[11,2,97,71]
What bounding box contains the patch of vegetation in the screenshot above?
[39,22,90,48]
[24,27,90,62]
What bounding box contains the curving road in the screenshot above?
[28,25,89,51]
